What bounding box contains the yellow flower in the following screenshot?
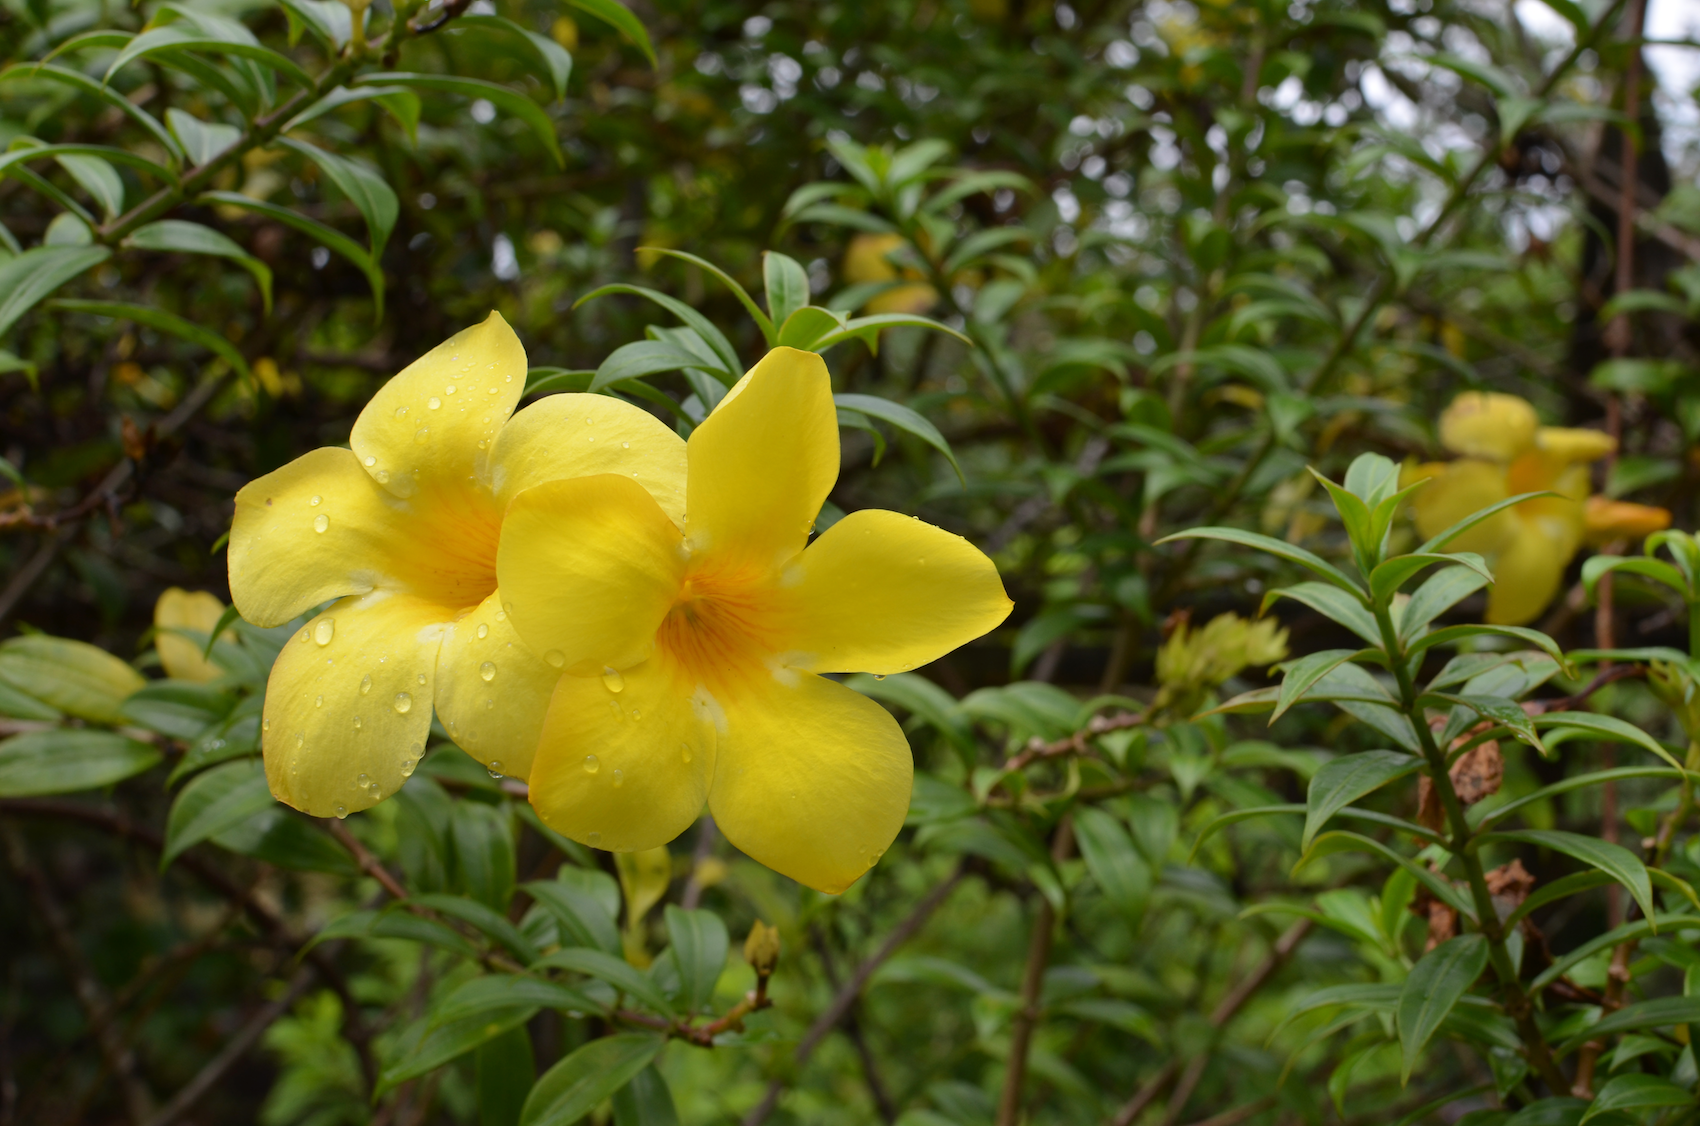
[1584,496,1672,546]
[843,233,938,316]
[154,588,232,682]
[228,314,686,818]
[496,347,1012,893]
[1409,393,1616,626]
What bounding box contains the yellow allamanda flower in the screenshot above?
[843,233,938,316]
[154,587,231,682]
[495,347,1012,893]
[1406,391,1666,626]
[228,314,686,818]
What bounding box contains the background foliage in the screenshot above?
[3,0,1700,1123]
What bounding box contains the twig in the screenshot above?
[1004,710,1147,773]
[1109,919,1313,1126]
[325,818,410,901]
[996,819,1075,1126]
[811,923,898,1123]
[742,863,968,1126]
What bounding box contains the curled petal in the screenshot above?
[708,673,912,894]
[1486,527,1568,626]
[1439,392,1536,461]
[155,588,230,682]
[1584,497,1671,546]
[350,312,527,501]
[262,591,443,817]
[777,509,1012,674]
[687,347,839,572]
[1535,426,1615,464]
[435,591,558,781]
[496,474,685,674]
[527,654,716,853]
[490,393,688,527]
[1408,459,1516,556]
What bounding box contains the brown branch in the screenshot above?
[742,863,968,1126]
[811,923,898,1123]
[325,818,410,901]
[996,819,1075,1126]
[1003,710,1147,773]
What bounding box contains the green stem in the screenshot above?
[1370,600,1570,1094]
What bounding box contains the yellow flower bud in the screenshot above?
[155,588,232,683]
[843,233,937,315]
[1438,392,1537,461]
[744,920,781,977]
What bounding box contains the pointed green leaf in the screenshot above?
[1397,935,1488,1082]
[1262,582,1382,646]
[53,299,251,385]
[1371,552,1492,606]
[0,729,159,797]
[573,284,738,376]
[1558,997,1700,1055]
[1160,527,1364,595]
[1303,750,1421,849]
[1416,491,1553,555]
[1402,566,1490,642]
[1582,1074,1697,1123]
[1531,712,1683,771]
[1274,649,1367,721]
[532,948,673,1016]
[161,758,273,868]
[356,73,562,168]
[278,137,398,255]
[198,192,384,315]
[1581,554,1689,601]
[1406,623,1572,675]
[455,15,573,100]
[1073,805,1151,922]
[565,0,655,65]
[663,905,728,1016]
[520,1034,664,1126]
[0,246,110,340]
[429,974,599,1026]
[833,393,962,483]
[763,251,811,327]
[1483,829,1654,923]
[125,219,272,313]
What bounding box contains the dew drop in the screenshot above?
[364,456,376,467]
[417,673,427,685]
[872,673,886,681]
[680,742,692,764]
[612,768,624,788]
[393,691,412,714]
[583,754,600,774]
[487,759,503,779]
[445,384,456,395]
[314,693,324,707]
[630,707,641,721]
[335,804,347,819]
[314,618,335,646]
[494,610,506,622]
[586,435,595,442]
[262,719,270,733]
[587,831,601,846]
[544,649,565,668]
[621,441,630,449]
[401,759,416,777]
[352,715,362,730]
[295,732,305,748]
[313,513,329,534]
[376,469,391,484]
[370,786,381,800]
[484,698,495,710]
[479,660,496,682]
[476,438,487,449]
[476,623,489,639]
[298,628,310,644]
[415,428,429,442]
[309,494,323,506]
[608,699,623,719]
[488,385,499,394]
[360,674,373,695]
[427,397,441,410]
[601,666,624,693]
[394,405,408,419]
[357,772,370,789]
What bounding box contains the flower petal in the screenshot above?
[1584,497,1671,546]
[263,591,443,816]
[435,590,557,780]
[708,674,912,894]
[496,474,685,674]
[1535,426,1615,463]
[527,654,716,853]
[350,312,526,501]
[490,393,688,527]
[155,588,230,682]
[687,347,838,571]
[230,447,421,627]
[777,510,1012,674]
[1408,459,1516,556]
[1439,392,1536,461]
[1486,526,1567,626]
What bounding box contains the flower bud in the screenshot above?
[743,920,781,977]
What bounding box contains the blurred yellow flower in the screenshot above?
[497,347,1012,893]
[154,588,231,682]
[843,233,938,316]
[1584,496,1672,546]
[228,314,686,818]
[1406,392,1662,626]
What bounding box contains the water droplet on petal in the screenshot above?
[295,732,304,749]
[872,673,886,680]
[479,661,496,682]
[587,831,601,846]
[680,742,693,764]
[417,673,426,685]
[364,456,376,467]
[428,397,441,410]
[335,804,347,819]
[487,759,503,779]
[415,428,429,442]
[313,514,329,533]
[583,754,600,774]
[360,674,372,695]
[314,693,324,707]
[484,698,494,710]
[601,667,624,693]
[262,719,270,733]
[494,610,506,622]
[630,707,641,721]
[309,494,323,506]
[394,406,408,419]
[393,692,412,714]
[621,441,630,449]
[314,619,335,646]
[376,469,390,484]
[352,715,362,730]
[476,623,489,639]
[544,649,565,668]
[401,759,416,777]
[357,772,370,789]
[608,699,623,719]
[612,768,624,788]
[445,384,456,395]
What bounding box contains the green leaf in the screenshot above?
[1370,553,1491,607]
[103,26,314,91]
[1415,492,1552,555]
[1530,712,1683,771]
[476,1024,534,1126]
[663,905,728,1016]
[1581,1074,1696,1121]
[1073,805,1151,922]
[161,758,273,868]
[1398,935,1489,1082]
[1298,831,1474,918]
[519,1034,664,1126]
[52,300,251,385]
[639,247,772,343]
[7,64,185,164]
[592,340,720,393]
[763,251,811,327]
[276,0,352,49]
[0,246,111,340]
[282,85,422,141]
[810,312,971,353]
[1402,566,1490,641]
[356,73,563,168]
[565,0,656,65]
[0,635,145,724]
[455,15,573,100]
[0,729,160,796]
[1159,527,1364,595]
[1477,767,1688,831]
[777,305,846,350]
[278,137,398,255]
[1343,452,1401,505]
[1529,915,1681,995]
[164,108,241,166]
[1581,554,1689,601]
[1262,582,1382,646]
[532,948,673,1016]
[1303,750,1421,850]
[1406,623,1573,676]
[120,680,232,739]
[833,393,962,483]
[412,893,536,963]
[844,671,976,757]
[1310,470,1377,570]
[211,808,356,875]
[0,676,60,721]
[523,876,622,957]
[198,192,384,315]
[124,219,272,313]
[452,800,515,913]
[611,1066,679,1126]
[573,284,738,376]
[429,974,599,1026]
[56,154,123,219]
[309,907,481,959]
[1274,649,1369,722]
[1482,829,1654,923]
[381,1006,537,1092]
[1558,997,1700,1055]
